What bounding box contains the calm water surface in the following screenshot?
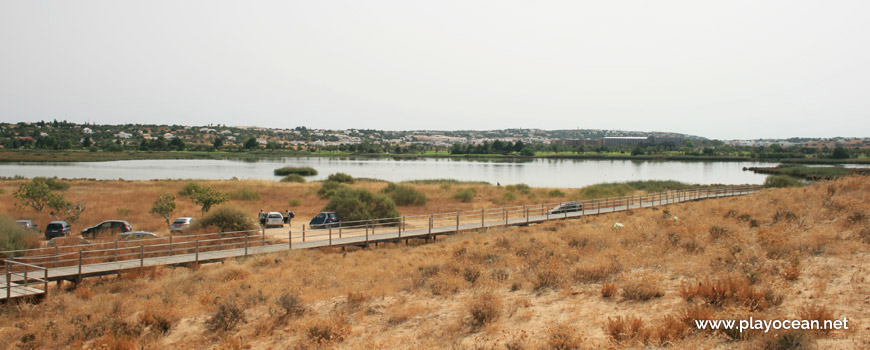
[0,157,779,188]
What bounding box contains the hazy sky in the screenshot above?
[1,1,868,140]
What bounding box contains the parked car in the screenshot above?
[264,212,285,228]
[170,217,195,233]
[548,202,584,215]
[309,212,339,229]
[82,220,132,238]
[16,220,38,231]
[45,221,72,239]
[117,231,159,241]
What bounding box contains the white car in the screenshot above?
[264,212,285,228]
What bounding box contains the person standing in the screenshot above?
[285,209,295,225]
[258,209,265,226]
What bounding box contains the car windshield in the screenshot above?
[268,214,282,218]
[173,219,187,224]
[47,223,63,229]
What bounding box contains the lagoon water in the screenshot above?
[0,157,778,188]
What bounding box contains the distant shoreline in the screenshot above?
[1,150,868,164]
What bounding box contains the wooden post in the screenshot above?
[169,235,173,255]
[288,231,292,249]
[302,225,306,242]
[428,215,432,235]
[78,250,83,279]
[262,229,266,245]
[329,227,332,246]
[114,241,118,262]
[365,223,369,244]
[195,240,199,263]
[140,245,144,267]
[504,207,507,225]
[43,268,48,298]
[5,264,9,299]
[456,211,460,232]
[244,234,248,256]
[525,206,529,224]
[398,217,402,238]
[402,216,406,232]
[218,232,222,249]
[481,208,485,227]
[54,246,59,268]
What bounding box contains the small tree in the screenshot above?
[324,188,400,222]
[150,193,177,228]
[191,186,228,213]
[47,196,86,223]
[14,180,53,211]
[831,146,849,159]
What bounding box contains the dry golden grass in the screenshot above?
[0,176,868,349]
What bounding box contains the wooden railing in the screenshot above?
[0,185,762,275]
[3,260,48,300]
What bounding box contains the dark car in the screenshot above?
[16,220,38,231]
[309,212,339,229]
[45,221,71,239]
[548,202,584,215]
[82,220,132,238]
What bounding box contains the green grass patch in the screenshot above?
[452,188,477,203]
[274,166,318,176]
[763,175,805,188]
[230,187,261,201]
[0,216,41,253]
[576,180,695,200]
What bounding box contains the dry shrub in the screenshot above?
[218,267,250,282]
[468,291,501,331]
[759,331,813,350]
[680,276,781,311]
[601,282,618,298]
[781,260,801,281]
[798,305,835,335]
[709,225,729,240]
[206,297,245,333]
[547,324,586,350]
[346,291,368,306]
[139,308,176,335]
[386,302,423,325]
[621,277,663,301]
[274,292,306,319]
[534,260,564,290]
[305,317,350,345]
[605,316,650,344]
[572,258,620,283]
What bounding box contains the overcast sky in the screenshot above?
[1,1,868,140]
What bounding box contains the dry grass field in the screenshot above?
[1,177,869,349]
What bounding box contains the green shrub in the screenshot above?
[505,183,532,195]
[33,177,69,191]
[288,199,302,207]
[0,217,41,253]
[323,188,400,223]
[193,205,256,232]
[501,192,517,202]
[548,189,566,197]
[327,172,355,184]
[381,183,427,206]
[273,166,318,176]
[231,187,261,201]
[452,188,476,203]
[317,181,346,199]
[280,174,306,183]
[178,182,204,196]
[763,175,804,188]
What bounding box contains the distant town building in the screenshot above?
[602,137,649,146]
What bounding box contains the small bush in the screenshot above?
[287,199,302,207]
[762,331,811,350]
[275,293,305,319]
[273,166,317,176]
[0,216,41,253]
[178,182,204,196]
[547,324,586,350]
[621,278,663,301]
[605,316,650,344]
[548,189,566,197]
[601,283,618,298]
[763,175,804,188]
[381,183,427,206]
[798,305,835,335]
[505,183,532,195]
[680,276,781,311]
[206,297,245,332]
[323,188,400,222]
[317,181,346,199]
[452,188,476,203]
[193,205,256,232]
[327,172,355,183]
[306,318,349,344]
[468,292,500,330]
[33,177,70,190]
[501,192,517,202]
[280,174,306,183]
[231,187,261,201]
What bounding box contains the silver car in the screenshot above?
[170,217,195,233]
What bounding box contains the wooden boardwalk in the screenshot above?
[2,186,760,301]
